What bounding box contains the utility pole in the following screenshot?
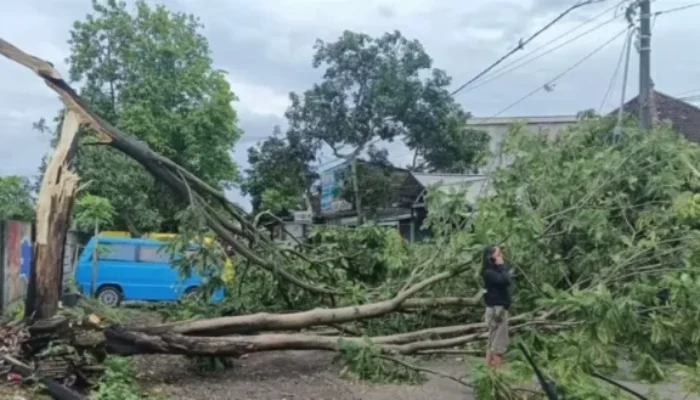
[350,157,364,225]
[638,0,652,129]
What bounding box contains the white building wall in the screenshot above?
[467,115,578,167]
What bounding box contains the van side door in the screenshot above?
[137,244,183,301]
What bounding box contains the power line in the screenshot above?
[612,27,635,140]
[450,0,607,97]
[599,26,631,112]
[387,27,628,168]
[451,25,629,229]
[675,87,700,97]
[317,2,631,171]
[491,27,629,118]
[679,95,700,102]
[462,0,627,95]
[655,2,700,15]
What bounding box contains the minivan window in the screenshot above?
[139,245,170,263]
[99,244,137,262]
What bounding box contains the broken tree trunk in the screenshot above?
[100,318,555,357]
[27,110,82,319]
[0,37,336,296]
[0,40,84,319]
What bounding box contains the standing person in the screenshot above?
[482,246,512,367]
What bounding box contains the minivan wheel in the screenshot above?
[96,286,122,307]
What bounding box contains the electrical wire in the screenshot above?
[441,26,630,211]
[450,0,607,97]
[317,26,627,226]
[677,95,700,102]
[491,27,629,118]
[389,23,629,166]
[675,87,700,97]
[599,25,631,113]
[655,2,700,15]
[315,2,631,172]
[462,0,627,95]
[612,27,635,141]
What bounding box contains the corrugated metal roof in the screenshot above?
[433,177,493,204]
[411,172,487,188]
[410,173,493,207]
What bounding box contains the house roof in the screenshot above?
[609,90,700,143]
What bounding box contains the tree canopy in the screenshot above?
[37,0,241,235]
[241,127,318,215]
[0,176,34,221]
[244,29,488,215]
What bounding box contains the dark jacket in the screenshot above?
[483,265,511,309]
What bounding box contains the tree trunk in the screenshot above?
[101,318,552,358]
[350,157,364,225]
[27,110,82,319]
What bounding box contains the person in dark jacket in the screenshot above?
[482,245,512,367]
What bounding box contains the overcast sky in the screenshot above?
[2,0,700,210]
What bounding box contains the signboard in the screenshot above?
[320,162,352,214]
[293,211,313,224]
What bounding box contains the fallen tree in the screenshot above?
[3,37,700,400]
[103,319,554,357]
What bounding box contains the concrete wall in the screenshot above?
[0,221,79,313]
[272,222,308,245]
[467,115,578,167]
[0,220,33,312]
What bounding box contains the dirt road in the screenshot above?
[137,351,471,400]
[1,350,696,399]
[135,351,697,400]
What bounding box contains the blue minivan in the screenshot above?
[75,237,224,306]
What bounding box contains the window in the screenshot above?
[99,244,137,262]
[138,245,171,263]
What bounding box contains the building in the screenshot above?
[263,210,315,246]
[394,172,491,242]
[318,160,412,227]
[467,115,579,168]
[610,90,700,143]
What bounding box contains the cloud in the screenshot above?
[227,77,290,118]
[2,0,700,213]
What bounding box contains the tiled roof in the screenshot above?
[609,90,700,143]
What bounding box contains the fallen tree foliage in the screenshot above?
[3,37,700,400]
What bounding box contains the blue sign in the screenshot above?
[320,162,350,213]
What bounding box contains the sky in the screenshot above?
[2,0,700,210]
